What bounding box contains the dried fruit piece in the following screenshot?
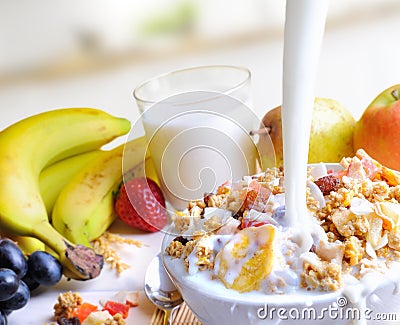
[102,301,129,318]
[71,302,98,323]
[314,175,340,195]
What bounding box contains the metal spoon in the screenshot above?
[144,254,184,325]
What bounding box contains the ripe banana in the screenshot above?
[39,150,102,215]
[52,136,149,247]
[0,232,45,255]
[0,151,103,257]
[0,108,131,280]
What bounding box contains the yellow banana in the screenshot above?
[84,158,152,243]
[39,150,102,215]
[52,136,149,247]
[84,190,116,242]
[0,108,131,280]
[144,155,160,186]
[0,232,45,256]
[11,236,45,255]
[1,151,103,256]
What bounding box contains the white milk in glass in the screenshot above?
[142,91,258,210]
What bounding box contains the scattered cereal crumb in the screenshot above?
[92,232,144,274]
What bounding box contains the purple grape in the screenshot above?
[0,269,18,302]
[0,239,27,279]
[21,273,40,292]
[27,251,62,286]
[0,281,30,311]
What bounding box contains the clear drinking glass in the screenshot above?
[134,65,252,113]
[133,65,260,210]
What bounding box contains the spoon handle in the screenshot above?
[163,309,171,325]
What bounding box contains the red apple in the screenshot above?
[353,84,400,170]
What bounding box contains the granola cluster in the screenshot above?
[314,150,400,273]
[301,258,342,291]
[165,149,400,293]
[53,291,82,321]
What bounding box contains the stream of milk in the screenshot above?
[282,1,399,324]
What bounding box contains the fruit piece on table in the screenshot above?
[81,310,113,325]
[72,302,99,323]
[0,108,130,280]
[51,136,148,247]
[102,300,130,318]
[115,177,167,232]
[353,84,400,170]
[256,97,355,168]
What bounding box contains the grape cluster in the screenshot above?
[0,238,63,325]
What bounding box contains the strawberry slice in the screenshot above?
[115,177,167,232]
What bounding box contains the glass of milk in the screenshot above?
[133,65,260,210]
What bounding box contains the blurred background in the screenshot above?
[1,0,400,130]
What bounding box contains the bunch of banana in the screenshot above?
[51,136,149,247]
[2,151,103,256]
[0,108,131,280]
[40,150,102,216]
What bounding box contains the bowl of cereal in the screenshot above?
[161,151,400,325]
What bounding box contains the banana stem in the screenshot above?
[31,222,103,280]
[31,221,70,257]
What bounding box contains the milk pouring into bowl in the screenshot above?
[281,0,400,324]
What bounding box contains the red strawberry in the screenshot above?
[115,177,167,232]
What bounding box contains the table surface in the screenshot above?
[7,220,163,324]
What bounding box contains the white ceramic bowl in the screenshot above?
[161,164,400,325]
[162,235,400,325]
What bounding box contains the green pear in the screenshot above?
[255,97,355,168]
[353,84,400,170]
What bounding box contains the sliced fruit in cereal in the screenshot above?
[214,224,275,292]
[366,215,383,248]
[374,201,400,230]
